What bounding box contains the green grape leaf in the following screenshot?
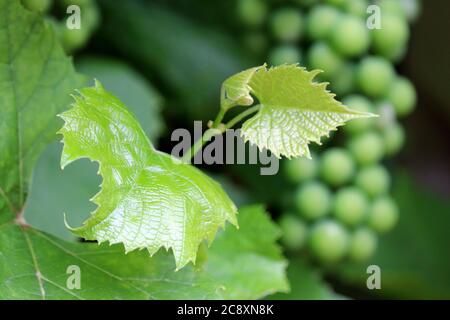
[0,0,84,223]
[58,82,238,270]
[76,56,165,143]
[220,65,264,110]
[1,205,287,299]
[0,222,223,300]
[239,64,375,158]
[205,205,289,299]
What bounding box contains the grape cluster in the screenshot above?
[21,0,100,53]
[237,0,419,264]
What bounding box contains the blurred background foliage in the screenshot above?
[22,0,449,299]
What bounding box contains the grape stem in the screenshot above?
[181,104,261,163]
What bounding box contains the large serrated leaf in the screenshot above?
[237,65,374,158]
[206,205,289,299]
[76,56,165,143]
[58,82,237,270]
[0,205,287,299]
[0,223,223,300]
[0,0,84,223]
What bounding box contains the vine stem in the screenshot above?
[181,105,261,163]
[224,105,260,129]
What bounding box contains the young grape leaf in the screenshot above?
[220,65,264,110]
[0,222,223,300]
[205,205,289,299]
[58,82,238,270]
[239,64,375,158]
[0,0,84,223]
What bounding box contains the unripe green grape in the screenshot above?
[342,95,374,135]
[344,0,369,17]
[320,148,355,186]
[307,42,343,80]
[295,181,331,220]
[356,56,395,98]
[22,0,52,12]
[382,122,405,155]
[61,26,90,53]
[269,45,302,66]
[372,13,409,61]
[333,187,369,226]
[368,196,399,233]
[387,77,417,117]
[279,214,308,250]
[348,131,385,166]
[309,220,349,263]
[306,5,341,41]
[330,62,355,97]
[82,2,101,32]
[349,228,378,262]
[355,165,390,197]
[329,15,370,58]
[270,8,304,42]
[283,154,317,183]
[237,0,268,28]
[378,0,407,18]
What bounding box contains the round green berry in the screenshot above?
[356,56,395,98]
[348,131,385,166]
[330,62,356,96]
[379,0,407,18]
[307,42,343,80]
[237,0,267,28]
[355,165,390,197]
[270,8,304,42]
[368,196,399,233]
[342,95,374,135]
[22,0,52,12]
[61,27,90,53]
[349,228,378,262]
[295,181,331,220]
[269,45,302,65]
[309,220,349,263]
[329,15,370,58]
[306,5,341,41]
[372,13,409,61]
[82,2,101,32]
[387,77,417,117]
[320,148,355,186]
[333,187,368,226]
[382,122,405,155]
[344,0,369,17]
[279,214,308,250]
[283,155,318,183]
